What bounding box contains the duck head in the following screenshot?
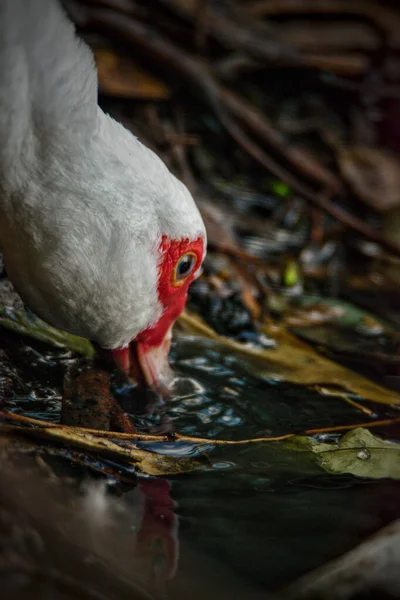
[0,0,206,394]
[112,234,206,393]
[0,113,206,395]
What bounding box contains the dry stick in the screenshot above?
[215,51,369,80]
[160,0,373,77]
[81,0,136,14]
[217,55,400,101]
[194,0,210,54]
[306,418,400,435]
[313,385,376,417]
[158,0,304,67]
[276,22,381,53]
[245,0,400,36]
[77,7,336,191]
[218,89,339,190]
[75,7,400,258]
[2,411,400,446]
[214,107,400,258]
[303,53,369,77]
[339,396,375,417]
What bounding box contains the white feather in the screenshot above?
[0,0,206,348]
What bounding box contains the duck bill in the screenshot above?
[112,328,174,395]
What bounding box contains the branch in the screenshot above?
[72,6,400,256]
[2,411,400,446]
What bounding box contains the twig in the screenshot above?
[214,53,261,80]
[80,0,137,14]
[2,411,400,446]
[194,0,209,54]
[215,51,369,80]
[276,22,381,53]
[218,88,339,190]
[74,6,400,257]
[158,0,304,66]
[216,108,400,257]
[245,0,400,46]
[303,52,369,77]
[75,6,338,190]
[338,395,375,416]
[306,417,400,435]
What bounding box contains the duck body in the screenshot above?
[0,0,206,387]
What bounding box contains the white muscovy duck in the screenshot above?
[0,0,206,391]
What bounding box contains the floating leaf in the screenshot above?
[292,296,389,329]
[286,297,400,389]
[4,424,207,477]
[284,301,346,328]
[287,428,400,480]
[0,306,94,357]
[178,311,400,405]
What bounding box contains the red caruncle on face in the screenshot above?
[112,234,205,392]
[135,235,205,348]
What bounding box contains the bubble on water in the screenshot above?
[227,377,246,387]
[357,449,371,460]
[208,405,222,415]
[220,414,242,426]
[212,461,236,470]
[169,376,206,400]
[223,386,240,397]
[178,357,208,367]
[198,414,212,424]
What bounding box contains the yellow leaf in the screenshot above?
[178,311,400,406]
[94,48,170,100]
[7,424,206,477]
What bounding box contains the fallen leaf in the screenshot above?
[0,306,94,357]
[284,302,346,328]
[3,424,207,477]
[178,310,400,405]
[288,298,400,389]
[287,428,400,480]
[94,47,170,100]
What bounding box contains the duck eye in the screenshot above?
[172,252,197,286]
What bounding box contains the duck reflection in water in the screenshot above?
[0,452,179,600]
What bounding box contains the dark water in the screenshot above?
[139,337,400,595]
[4,333,400,597]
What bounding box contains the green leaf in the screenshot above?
[289,428,400,480]
[272,180,291,198]
[283,258,301,288]
[0,306,94,357]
